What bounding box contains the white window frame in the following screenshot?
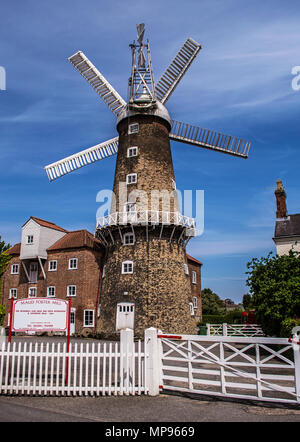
[126,173,137,185]
[9,288,17,299]
[48,260,57,272]
[67,285,77,297]
[193,296,198,309]
[84,309,95,327]
[189,302,195,316]
[122,260,133,274]
[47,286,56,297]
[68,258,78,270]
[192,270,197,284]
[11,264,19,275]
[28,287,37,298]
[27,235,34,244]
[127,146,138,157]
[128,123,139,134]
[171,179,177,190]
[102,265,106,278]
[184,263,189,275]
[123,232,135,245]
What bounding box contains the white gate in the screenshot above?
[157,332,300,405]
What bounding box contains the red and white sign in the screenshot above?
[11,298,69,332]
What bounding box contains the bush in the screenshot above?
[0,305,5,327]
[280,318,300,337]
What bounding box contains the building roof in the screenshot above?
[24,216,68,233]
[47,230,103,252]
[7,243,21,255]
[274,214,300,239]
[186,254,202,266]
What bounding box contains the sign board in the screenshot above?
[11,298,69,332]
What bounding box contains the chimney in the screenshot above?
[275,180,287,218]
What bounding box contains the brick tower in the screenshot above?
[96,28,197,337]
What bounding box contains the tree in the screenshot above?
[201,288,225,315]
[242,293,252,310]
[246,250,300,336]
[0,236,11,301]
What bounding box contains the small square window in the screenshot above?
[9,288,17,299]
[122,261,133,274]
[123,233,135,245]
[28,287,37,298]
[27,235,34,244]
[84,310,94,327]
[48,260,57,271]
[128,123,139,134]
[127,146,138,157]
[47,286,56,297]
[126,173,137,185]
[11,264,19,275]
[67,285,76,297]
[69,258,78,270]
[124,202,136,213]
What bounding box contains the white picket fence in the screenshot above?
[206,323,264,337]
[0,329,149,396]
[157,331,300,405]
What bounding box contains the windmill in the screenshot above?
[44,24,251,337]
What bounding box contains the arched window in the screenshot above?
[122,260,133,274]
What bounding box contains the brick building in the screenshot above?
[2,216,202,336]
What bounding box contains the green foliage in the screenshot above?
[0,305,5,327]
[199,310,244,326]
[242,293,252,310]
[246,250,300,336]
[201,288,225,315]
[0,236,11,277]
[280,318,300,337]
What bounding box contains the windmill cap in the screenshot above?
[117,100,172,130]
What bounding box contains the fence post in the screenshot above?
[292,327,300,403]
[144,327,160,396]
[223,323,228,336]
[206,324,210,336]
[120,328,134,393]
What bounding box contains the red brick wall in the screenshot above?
[2,248,103,334]
[187,259,202,320]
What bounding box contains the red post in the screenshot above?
[65,299,71,386]
[8,298,14,343]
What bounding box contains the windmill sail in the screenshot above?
[44,137,119,182]
[169,120,251,158]
[155,38,201,104]
[68,51,126,117]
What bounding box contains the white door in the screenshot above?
[29,262,38,283]
[116,303,135,331]
[70,308,76,335]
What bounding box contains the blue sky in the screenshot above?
[1,0,300,303]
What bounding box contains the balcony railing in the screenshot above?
[96,211,195,229]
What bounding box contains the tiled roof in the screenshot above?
[186,254,202,265]
[48,230,103,251]
[25,217,68,233]
[274,214,300,239]
[7,243,21,255]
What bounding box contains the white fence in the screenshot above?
[0,329,149,396]
[157,332,300,405]
[1,328,300,405]
[207,323,264,337]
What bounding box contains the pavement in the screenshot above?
[0,392,300,423]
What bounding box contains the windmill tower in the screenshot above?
[45,24,251,338]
